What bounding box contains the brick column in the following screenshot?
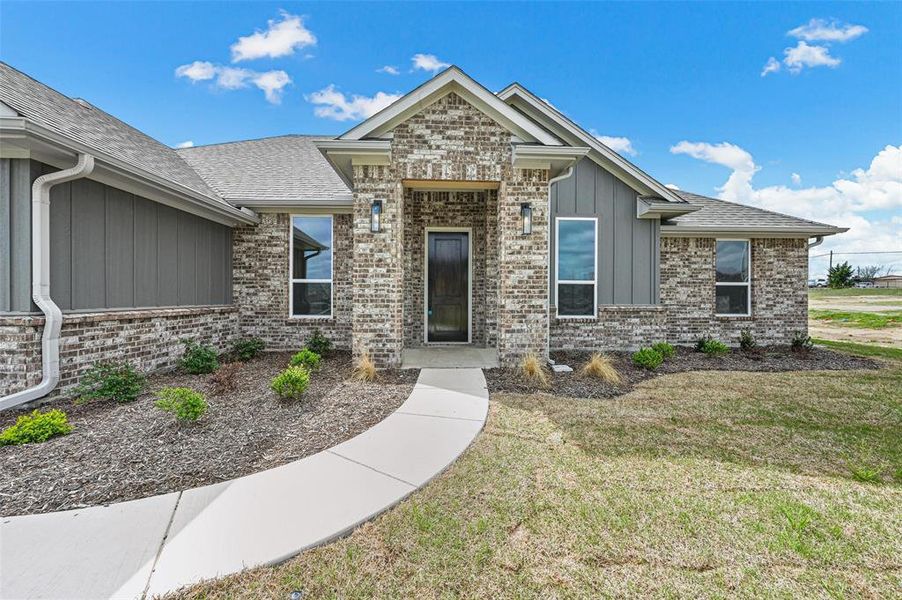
[351,165,404,367]
[497,169,550,366]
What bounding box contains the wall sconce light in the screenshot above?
[371,199,382,233]
[520,202,532,235]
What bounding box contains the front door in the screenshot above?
[427,231,469,342]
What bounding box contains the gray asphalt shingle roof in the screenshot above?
[670,190,845,233]
[177,136,353,206]
[0,62,226,206]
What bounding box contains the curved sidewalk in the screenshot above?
[0,368,488,600]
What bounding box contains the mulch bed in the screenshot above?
[0,351,418,517]
[485,346,879,399]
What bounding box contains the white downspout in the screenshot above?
[0,154,95,411]
[807,235,824,249]
[546,165,575,362]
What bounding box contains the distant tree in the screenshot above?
[828,261,854,288]
[856,265,882,281]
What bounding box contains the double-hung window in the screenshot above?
[715,239,751,316]
[556,218,597,317]
[290,215,333,317]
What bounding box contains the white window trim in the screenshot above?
[555,217,598,319]
[289,214,334,319]
[715,238,752,317]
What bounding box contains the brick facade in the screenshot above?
[550,305,667,351]
[0,306,237,400]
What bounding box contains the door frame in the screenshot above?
[423,227,473,345]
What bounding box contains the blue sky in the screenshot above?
[2,1,900,275]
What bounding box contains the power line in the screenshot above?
[810,250,902,258]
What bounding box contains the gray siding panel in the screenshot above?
[105,188,135,308]
[550,157,660,307]
[134,197,158,306]
[71,179,107,309]
[195,220,213,305]
[49,179,72,310]
[157,205,180,306]
[177,213,197,305]
[0,159,11,311]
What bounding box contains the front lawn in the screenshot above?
[173,351,902,598]
[809,287,902,298]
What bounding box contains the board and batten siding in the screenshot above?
[0,159,232,313]
[550,157,659,306]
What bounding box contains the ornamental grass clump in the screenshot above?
[521,352,550,387]
[352,352,378,382]
[75,361,146,404]
[155,387,208,422]
[271,366,310,399]
[632,347,663,370]
[180,340,219,374]
[651,341,676,360]
[0,409,73,446]
[290,348,321,371]
[579,352,622,384]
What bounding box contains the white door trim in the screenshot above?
[424,227,473,344]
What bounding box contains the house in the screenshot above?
[0,62,846,407]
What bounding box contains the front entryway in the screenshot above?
[426,230,470,342]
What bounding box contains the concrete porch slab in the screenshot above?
[401,346,499,369]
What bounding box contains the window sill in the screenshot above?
[288,315,334,320]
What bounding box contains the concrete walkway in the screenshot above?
[0,368,488,600]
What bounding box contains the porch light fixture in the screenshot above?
[371,199,383,232]
[520,202,532,235]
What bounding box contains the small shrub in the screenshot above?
[232,337,264,361]
[0,409,73,446]
[791,331,815,353]
[352,352,378,382]
[739,329,757,351]
[210,362,241,396]
[580,353,621,384]
[75,361,146,404]
[271,366,310,399]
[698,338,730,357]
[306,329,332,356]
[849,464,882,484]
[632,347,663,370]
[651,341,675,360]
[521,353,550,387]
[155,387,207,422]
[180,340,219,374]
[290,348,321,371]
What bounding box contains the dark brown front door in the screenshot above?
[427,231,469,342]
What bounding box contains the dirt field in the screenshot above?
[809,288,902,347]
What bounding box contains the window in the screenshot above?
[290,215,333,317]
[715,240,751,316]
[556,218,597,317]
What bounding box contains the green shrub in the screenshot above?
[290,348,321,370]
[75,362,146,403]
[305,329,332,356]
[271,366,310,399]
[697,337,730,356]
[651,341,675,360]
[180,340,219,374]
[739,329,757,351]
[0,409,73,446]
[155,387,208,422]
[632,347,663,370]
[791,331,815,353]
[232,337,264,361]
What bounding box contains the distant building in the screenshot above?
[873,275,902,288]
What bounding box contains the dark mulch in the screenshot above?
[0,351,418,517]
[485,346,878,399]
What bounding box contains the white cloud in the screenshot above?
[377,65,400,75]
[761,56,781,77]
[306,85,402,121]
[788,18,868,43]
[783,41,841,74]
[594,135,637,156]
[665,183,681,190]
[230,11,316,62]
[176,62,291,104]
[791,172,802,186]
[411,53,450,73]
[175,140,194,149]
[673,142,902,275]
[175,61,216,81]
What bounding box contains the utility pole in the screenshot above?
[829,250,833,271]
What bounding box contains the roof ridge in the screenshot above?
[676,190,839,229]
[177,133,336,151]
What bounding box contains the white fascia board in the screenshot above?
[339,66,561,146]
[636,197,700,219]
[512,145,591,174]
[498,84,685,204]
[315,139,391,183]
[661,225,848,237]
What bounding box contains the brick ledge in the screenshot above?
[0,305,237,327]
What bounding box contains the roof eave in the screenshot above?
[660,224,848,237]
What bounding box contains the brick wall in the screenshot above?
[550,305,667,351]
[232,212,353,351]
[0,306,237,400]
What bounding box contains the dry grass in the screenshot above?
[520,352,550,387]
[172,359,902,600]
[351,352,378,382]
[579,352,622,384]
